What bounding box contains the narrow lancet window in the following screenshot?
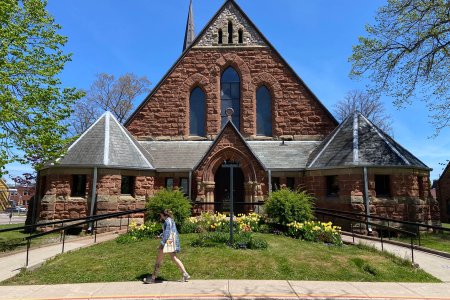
[256,85,272,136]
[228,21,233,44]
[218,29,223,44]
[238,29,243,44]
[221,67,240,129]
[189,87,206,136]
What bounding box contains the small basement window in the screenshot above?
[238,29,243,43]
[271,177,280,191]
[375,175,391,197]
[326,175,339,197]
[71,175,86,197]
[286,177,295,190]
[180,177,189,196]
[121,176,135,195]
[165,177,174,190]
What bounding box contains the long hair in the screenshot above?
[162,209,173,218]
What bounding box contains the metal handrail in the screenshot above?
[316,207,450,232]
[0,208,146,267]
[315,210,418,263]
[0,209,146,233]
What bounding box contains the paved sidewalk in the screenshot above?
[0,280,449,300]
[341,234,450,282]
[0,232,121,282]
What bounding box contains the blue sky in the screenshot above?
[4,0,449,183]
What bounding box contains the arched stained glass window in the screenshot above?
[189,87,206,136]
[256,85,272,136]
[221,67,240,129]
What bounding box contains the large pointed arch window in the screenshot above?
[189,87,206,136]
[256,85,272,136]
[221,67,240,129]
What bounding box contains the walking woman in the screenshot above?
[144,209,190,283]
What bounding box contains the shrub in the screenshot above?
[264,188,314,225]
[146,188,192,226]
[116,221,161,244]
[236,212,266,233]
[287,221,343,245]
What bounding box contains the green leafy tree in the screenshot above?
[350,0,450,135]
[0,0,83,174]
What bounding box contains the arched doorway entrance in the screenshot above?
[214,161,245,214]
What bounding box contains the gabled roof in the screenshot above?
[194,120,267,171]
[45,112,154,170]
[125,0,338,127]
[439,162,450,181]
[307,112,429,170]
[138,140,320,171]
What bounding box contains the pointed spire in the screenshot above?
[183,0,195,52]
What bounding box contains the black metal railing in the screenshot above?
[0,208,146,267]
[314,209,418,263]
[315,207,450,247]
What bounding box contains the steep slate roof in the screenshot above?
[138,120,321,171]
[125,0,338,127]
[307,112,429,170]
[45,112,154,170]
[249,141,320,171]
[140,141,212,171]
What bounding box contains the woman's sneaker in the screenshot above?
[181,272,190,282]
[143,276,156,284]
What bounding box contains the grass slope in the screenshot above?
[0,223,61,252]
[2,233,438,285]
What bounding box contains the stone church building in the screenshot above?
[35,0,439,229]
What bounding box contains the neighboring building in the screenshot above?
[436,163,450,222]
[8,185,35,208]
[35,0,439,231]
[0,179,8,211]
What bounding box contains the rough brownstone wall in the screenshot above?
[38,170,155,232]
[126,48,336,139]
[437,165,450,222]
[305,168,438,226]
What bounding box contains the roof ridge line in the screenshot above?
[359,114,410,165]
[103,112,110,165]
[353,113,359,164]
[308,116,351,168]
[66,111,109,153]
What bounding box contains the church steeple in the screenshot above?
[183,0,195,51]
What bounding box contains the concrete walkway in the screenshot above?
[341,234,450,282]
[0,232,449,299]
[0,231,121,282]
[0,280,449,300]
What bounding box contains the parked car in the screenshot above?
[5,206,27,213]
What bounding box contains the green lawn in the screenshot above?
[2,233,438,285]
[0,223,61,252]
[392,225,450,254]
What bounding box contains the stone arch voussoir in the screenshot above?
[203,147,257,183]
